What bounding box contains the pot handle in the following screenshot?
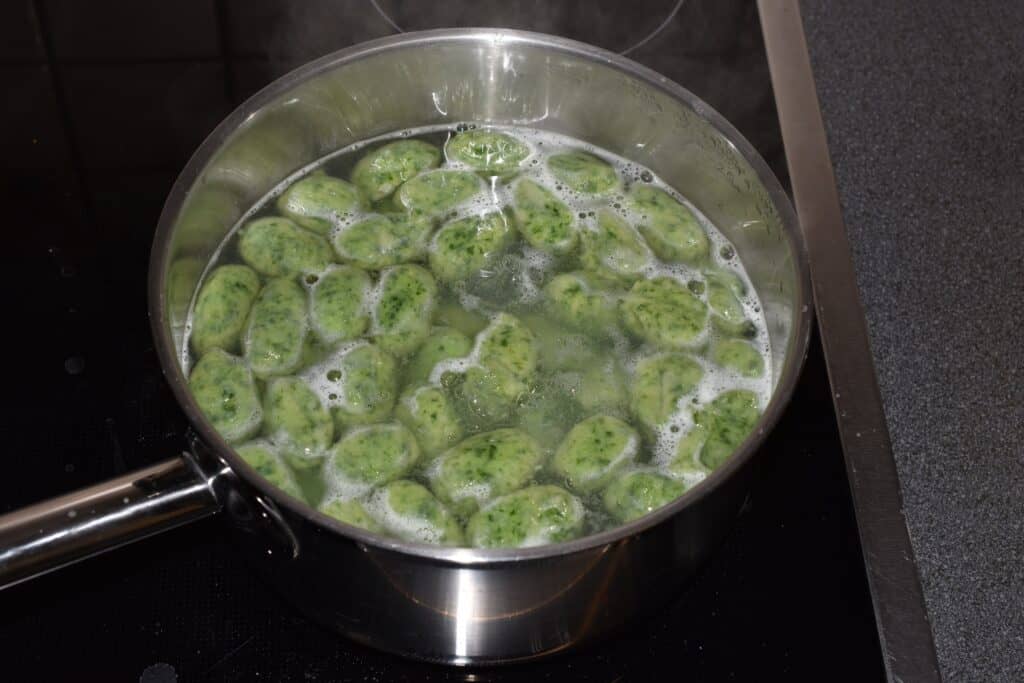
[0,453,220,590]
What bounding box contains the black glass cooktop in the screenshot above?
[1,1,883,680]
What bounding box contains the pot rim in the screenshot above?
[149,27,813,566]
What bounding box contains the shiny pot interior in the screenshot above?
[149,29,811,663]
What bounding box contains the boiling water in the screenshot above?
[184,124,772,543]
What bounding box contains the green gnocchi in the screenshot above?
[513,178,577,254]
[552,414,639,493]
[189,349,262,443]
[236,440,304,500]
[429,211,513,282]
[244,277,308,378]
[547,150,618,195]
[332,213,433,270]
[543,272,617,333]
[238,216,333,278]
[372,264,438,356]
[190,264,261,356]
[276,171,364,234]
[603,469,688,523]
[631,185,709,264]
[630,353,704,429]
[351,139,442,201]
[185,124,774,548]
[367,480,464,545]
[428,428,544,515]
[263,376,334,471]
[446,129,530,174]
[579,209,651,285]
[467,485,585,548]
[309,264,371,345]
[395,384,464,456]
[319,497,384,534]
[619,276,709,349]
[396,169,483,217]
[326,423,421,493]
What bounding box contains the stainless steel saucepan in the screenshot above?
[0,29,811,665]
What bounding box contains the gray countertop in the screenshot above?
[801,1,1024,680]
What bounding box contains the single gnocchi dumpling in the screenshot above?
[405,327,472,385]
[244,277,308,378]
[695,389,761,469]
[429,211,513,282]
[467,485,585,548]
[512,178,577,255]
[310,342,398,429]
[235,439,304,500]
[309,264,371,345]
[552,414,639,494]
[319,497,384,534]
[630,185,709,264]
[276,172,365,235]
[238,216,334,278]
[332,213,434,270]
[619,276,709,349]
[579,209,652,285]
[711,339,765,378]
[428,428,544,515]
[705,270,755,337]
[190,264,261,357]
[372,264,438,356]
[189,349,262,443]
[396,169,483,217]
[395,384,464,457]
[478,313,539,381]
[325,423,421,496]
[446,128,531,174]
[665,424,711,484]
[351,139,442,201]
[547,150,618,195]
[366,480,464,546]
[452,365,529,428]
[446,314,539,427]
[602,469,688,523]
[543,272,617,333]
[630,353,704,429]
[263,376,334,471]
